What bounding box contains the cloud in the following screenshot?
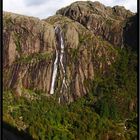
[114,0,137,12]
[3,0,137,19]
[24,0,47,6]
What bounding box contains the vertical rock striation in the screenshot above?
[3,1,136,103]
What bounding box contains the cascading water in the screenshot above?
[50,26,67,96]
[50,49,59,94]
[59,30,67,92]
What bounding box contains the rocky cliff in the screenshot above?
[3,1,137,103]
[3,2,138,140]
[56,1,134,47]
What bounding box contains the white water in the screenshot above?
[59,30,67,93]
[50,26,67,95]
[50,49,59,94]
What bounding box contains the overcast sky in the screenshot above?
[3,0,137,19]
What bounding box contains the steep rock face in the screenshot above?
[3,2,137,103]
[3,12,117,103]
[123,14,138,51]
[56,1,135,47]
[3,12,56,96]
[45,15,117,102]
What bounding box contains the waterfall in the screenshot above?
[49,27,60,95]
[50,49,59,94]
[50,26,67,97]
[59,30,67,92]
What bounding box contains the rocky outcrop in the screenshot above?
[3,11,117,103]
[3,12,56,97]
[45,15,118,102]
[3,1,137,103]
[56,1,135,47]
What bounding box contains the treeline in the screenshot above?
[3,48,137,140]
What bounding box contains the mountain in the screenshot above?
[3,3,137,103]
[3,11,118,103]
[3,1,137,140]
[56,1,134,47]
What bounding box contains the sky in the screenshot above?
[3,0,137,19]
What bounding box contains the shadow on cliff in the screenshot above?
[123,14,137,51]
[3,121,33,140]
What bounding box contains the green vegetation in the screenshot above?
[13,32,22,53]
[14,52,52,64]
[3,15,14,28]
[3,47,137,140]
[69,48,79,63]
[106,19,113,26]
